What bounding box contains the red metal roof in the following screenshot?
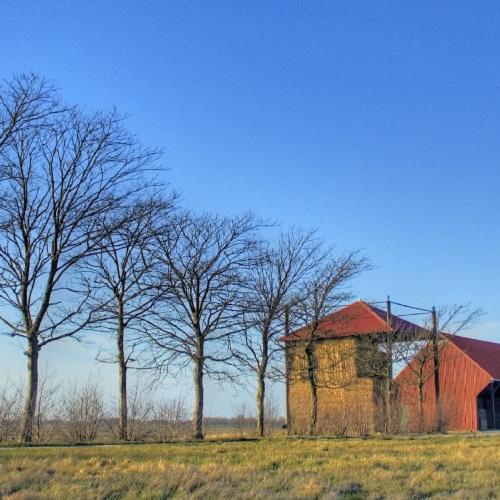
[281,300,426,341]
[450,335,500,380]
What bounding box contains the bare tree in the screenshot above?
[144,212,262,439]
[431,304,483,426]
[397,303,483,432]
[232,229,321,437]
[83,197,175,440]
[232,400,251,437]
[0,78,158,442]
[292,252,370,435]
[0,73,60,151]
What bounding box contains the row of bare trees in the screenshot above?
[0,73,375,443]
[0,74,483,443]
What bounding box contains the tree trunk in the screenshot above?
[19,336,39,443]
[432,337,440,399]
[385,376,392,434]
[117,309,128,441]
[193,340,204,440]
[256,335,268,438]
[310,379,318,436]
[305,342,318,436]
[418,381,424,433]
[432,336,442,432]
[256,368,266,437]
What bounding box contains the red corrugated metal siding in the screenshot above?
[397,341,491,431]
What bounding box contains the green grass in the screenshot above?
[0,434,499,499]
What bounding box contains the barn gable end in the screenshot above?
[396,335,500,431]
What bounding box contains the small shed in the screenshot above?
[396,335,500,431]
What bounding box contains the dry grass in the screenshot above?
[1,433,499,499]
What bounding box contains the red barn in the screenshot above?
[396,335,500,432]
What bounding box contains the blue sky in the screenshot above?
[1,1,500,416]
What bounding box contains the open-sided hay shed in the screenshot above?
[281,300,423,435]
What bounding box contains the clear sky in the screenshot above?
[1,1,500,416]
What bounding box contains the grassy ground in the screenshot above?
[1,434,499,499]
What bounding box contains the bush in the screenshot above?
[153,397,188,441]
[0,377,23,441]
[58,379,105,442]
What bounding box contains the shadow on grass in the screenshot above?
[0,435,261,449]
[0,430,485,450]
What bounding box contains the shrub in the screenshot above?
[153,397,188,441]
[58,379,105,442]
[0,377,23,441]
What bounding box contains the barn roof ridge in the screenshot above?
[281,299,426,342]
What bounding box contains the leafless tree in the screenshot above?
[232,229,322,436]
[144,212,262,439]
[292,252,370,435]
[0,73,60,151]
[0,78,159,442]
[397,303,483,432]
[431,304,483,412]
[232,400,252,437]
[83,197,175,440]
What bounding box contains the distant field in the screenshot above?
[1,434,499,499]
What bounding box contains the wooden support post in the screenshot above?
[431,307,440,401]
[491,383,496,430]
[386,297,393,380]
[385,296,393,433]
[284,304,291,434]
[285,348,290,434]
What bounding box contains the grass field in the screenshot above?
[1,434,499,499]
